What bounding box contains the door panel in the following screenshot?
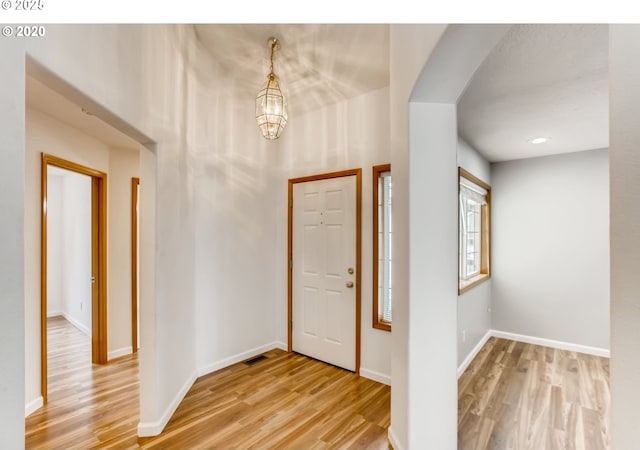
[292,175,356,371]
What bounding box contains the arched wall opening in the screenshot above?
[389,24,510,449]
[393,23,640,450]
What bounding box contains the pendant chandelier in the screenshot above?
[255,37,288,140]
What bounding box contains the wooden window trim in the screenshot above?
[373,164,391,331]
[458,167,491,295]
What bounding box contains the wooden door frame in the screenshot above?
[131,177,140,353]
[287,168,362,375]
[41,153,108,404]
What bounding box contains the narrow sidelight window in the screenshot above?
[373,164,392,331]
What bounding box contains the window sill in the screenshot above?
[458,273,490,295]
[373,321,391,332]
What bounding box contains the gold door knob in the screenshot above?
[346,281,354,288]
[347,267,354,275]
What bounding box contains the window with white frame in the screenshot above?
[459,168,491,293]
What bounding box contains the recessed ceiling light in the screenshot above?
[529,137,548,145]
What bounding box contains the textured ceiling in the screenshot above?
[458,24,609,162]
[28,25,606,164]
[194,24,389,114]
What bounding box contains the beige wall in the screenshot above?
[610,24,640,449]
[108,148,141,358]
[25,107,140,406]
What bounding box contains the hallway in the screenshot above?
[26,316,139,448]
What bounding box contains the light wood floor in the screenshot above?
[458,337,610,450]
[26,317,391,449]
[28,320,610,449]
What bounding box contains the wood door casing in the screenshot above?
[131,177,140,353]
[40,153,108,404]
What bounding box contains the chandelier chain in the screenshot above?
[270,41,275,75]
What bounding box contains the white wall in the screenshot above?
[59,170,92,334]
[609,24,640,449]
[388,24,448,449]
[492,149,610,350]
[0,39,25,450]
[408,102,459,448]
[456,137,492,368]
[193,74,281,377]
[47,174,64,317]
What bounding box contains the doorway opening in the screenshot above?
[41,154,108,403]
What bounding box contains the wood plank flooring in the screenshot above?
[26,317,391,449]
[458,337,610,450]
[27,319,610,449]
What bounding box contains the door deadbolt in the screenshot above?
[346,281,354,288]
[347,267,354,275]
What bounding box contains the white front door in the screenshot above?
[292,175,357,371]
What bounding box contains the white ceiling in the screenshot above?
[194,24,389,114]
[458,24,609,162]
[27,25,606,164]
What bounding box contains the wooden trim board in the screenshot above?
[40,153,108,404]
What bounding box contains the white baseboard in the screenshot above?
[109,346,133,360]
[197,341,286,377]
[457,329,492,378]
[137,370,198,437]
[25,396,43,417]
[387,426,404,450]
[274,341,288,351]
[457,329,610,379]
[360,367,391,386]
[47,311,63,318]
[491,330,610,358]
[63,313,91,337]
[137,342,288,437]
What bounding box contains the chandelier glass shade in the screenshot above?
[255,37,288,140]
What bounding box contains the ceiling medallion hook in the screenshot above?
[268,37,280,51]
